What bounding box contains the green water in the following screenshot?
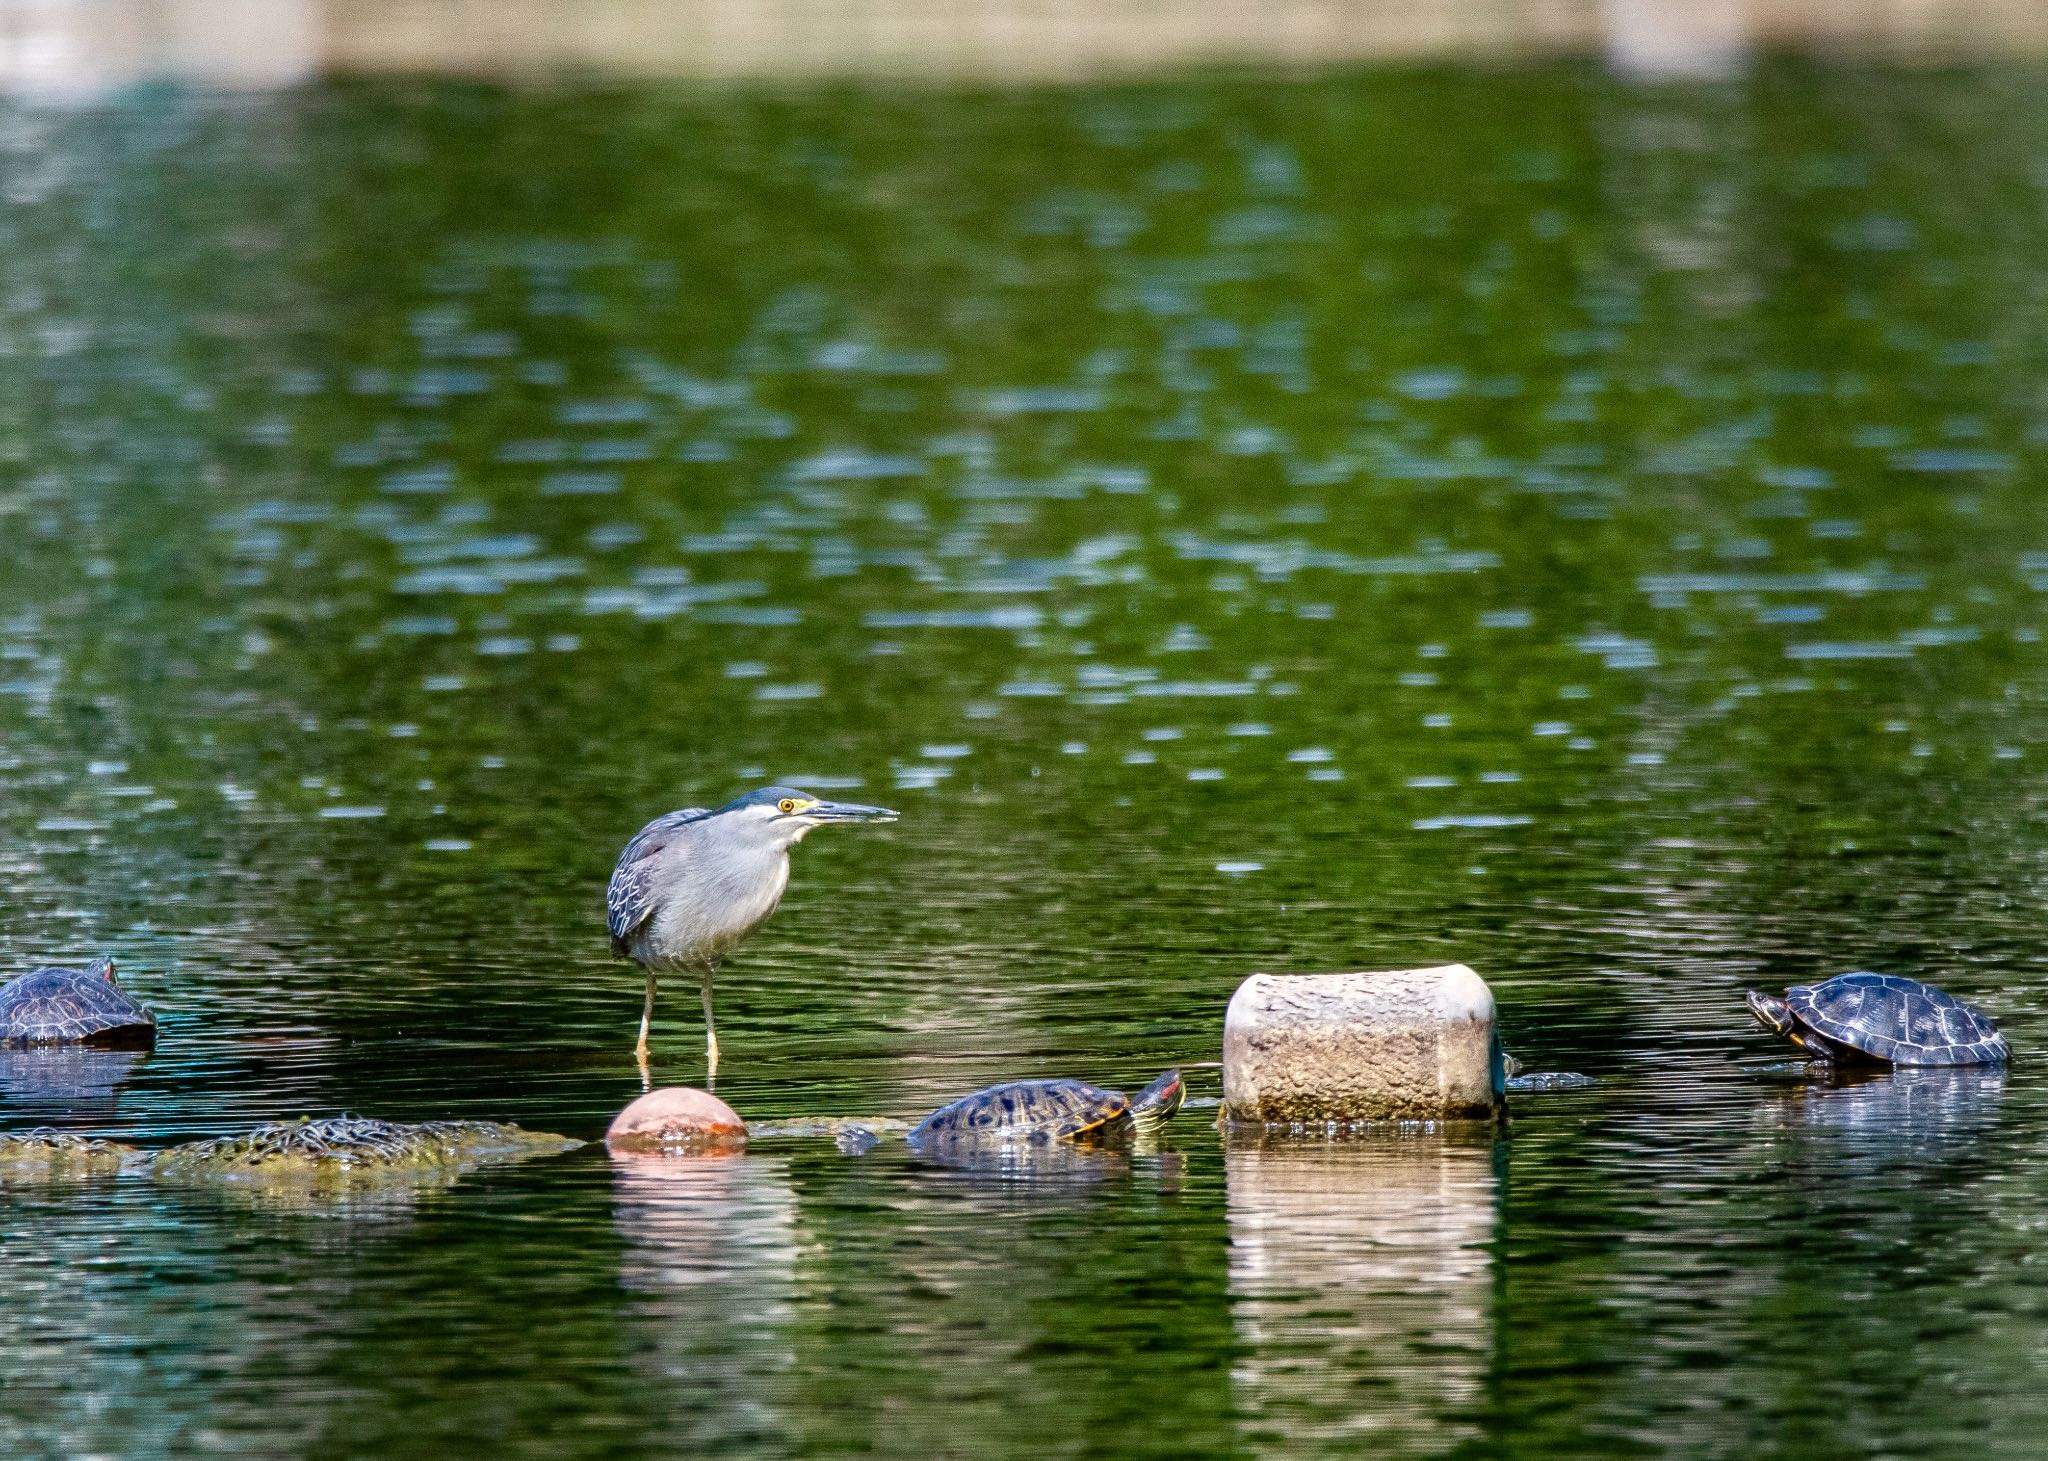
[4,58,2048,1456]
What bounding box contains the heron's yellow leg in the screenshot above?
[701,966,719,1082]
[636,971,657,1060]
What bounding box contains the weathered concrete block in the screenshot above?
[607,1087,748,1154]
[1222,966,1504,1125]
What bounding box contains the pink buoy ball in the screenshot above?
[606,1087,748,1154]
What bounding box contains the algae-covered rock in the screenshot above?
[0,1129,139,1178]
[151,1116,581,1185]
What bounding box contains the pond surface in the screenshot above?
[4,59,2048,1456]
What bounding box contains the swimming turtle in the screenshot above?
[1746,972,2007,1067]
[0,958,156,1048]
[908,1068,1185,1146]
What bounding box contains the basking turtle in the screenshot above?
[1746,972,2007,1067]
[908,1068,1184,1146]
[0,958,156,1048]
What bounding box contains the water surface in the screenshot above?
[3,60,2048,1456]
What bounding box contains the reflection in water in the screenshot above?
[907,1135,1145,1183]
[152,1165,460,1224]
[610,1152,802,1452]
[905,1146,1189,1225]
[0,1046,146,1120]
[1765,1066,2008,1165]
[1228,1136,1501,1455]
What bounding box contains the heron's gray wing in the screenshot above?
[606,807,711,956]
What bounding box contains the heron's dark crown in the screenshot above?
[717,785,815,814]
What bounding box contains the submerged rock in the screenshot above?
[0,1129,139,1177]
[746,1115,909,1144]
[1499,1051,1593,1094]
[151,1116,581,1183]
[1505,1070,1595,1093]
[1222,966,1504,1125]
[606,1087,747,1154]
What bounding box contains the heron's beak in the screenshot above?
[804,800,898,824]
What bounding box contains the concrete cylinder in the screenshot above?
[1222,966,1504,1125]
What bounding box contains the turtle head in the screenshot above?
[1746,990,1795,1038]
[1129,1068,1185,1133]
[86,955,117,985]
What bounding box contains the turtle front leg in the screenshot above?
[1795,1029,1837,1064]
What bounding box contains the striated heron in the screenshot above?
[607,786,896,1079]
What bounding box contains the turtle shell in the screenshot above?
[908,1079,1130,1144]
[0,961,156,1047]
[1788,972,2008,1067]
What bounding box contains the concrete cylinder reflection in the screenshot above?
[1227,1134,1500,1453]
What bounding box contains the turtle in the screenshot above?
[907,1067,1185,1146]
[1746,972,2008,1067]
[0,957,156,1048]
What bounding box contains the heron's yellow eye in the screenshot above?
[778,797,798,814]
